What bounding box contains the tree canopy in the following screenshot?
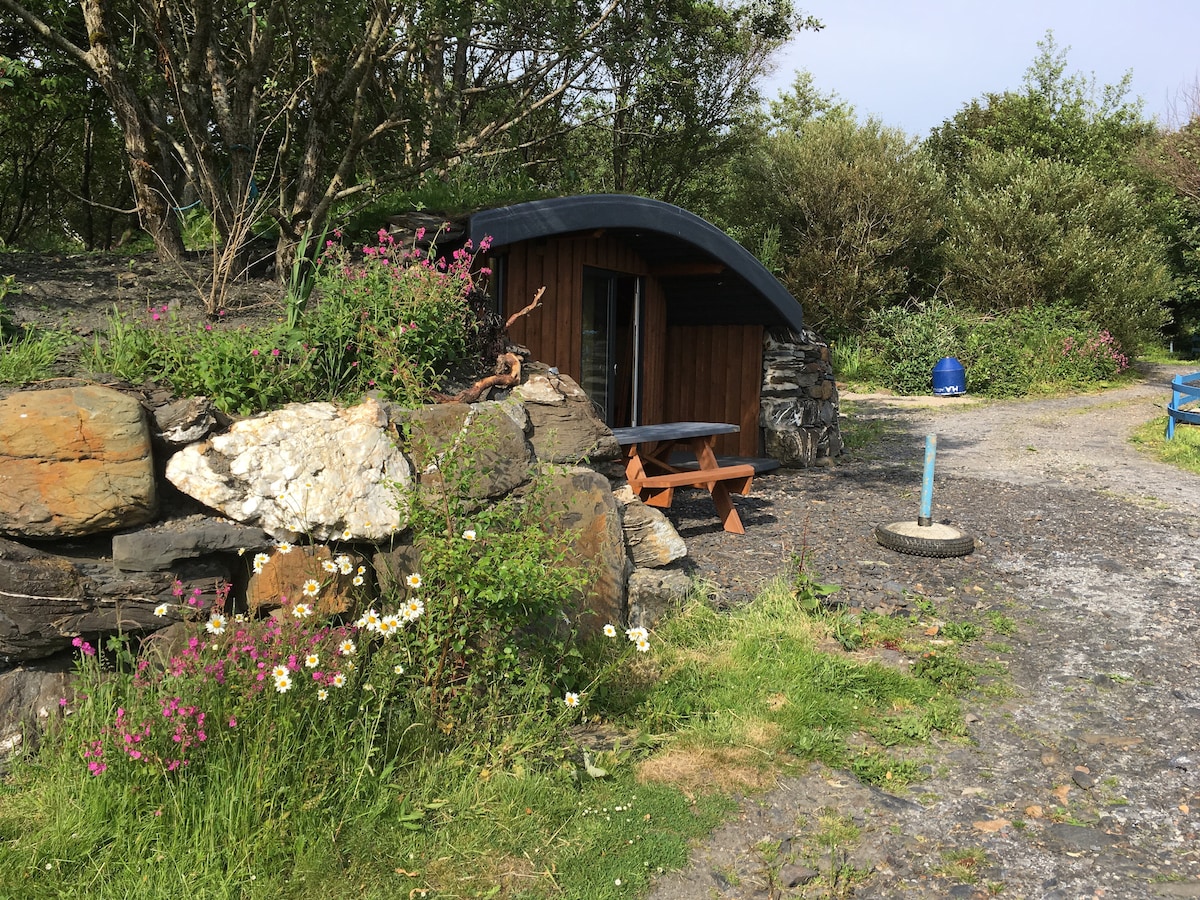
[0,0,816,270]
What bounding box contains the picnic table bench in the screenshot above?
[611,422,755,534]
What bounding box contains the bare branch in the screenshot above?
[505,286,546,329]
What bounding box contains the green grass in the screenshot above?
[1130,416,1200,476]
[1139,341,1200,364]
[0,577,981,900]
[838,401,890,451]
[0,326,75,382]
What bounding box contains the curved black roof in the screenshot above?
[469,194,803,331]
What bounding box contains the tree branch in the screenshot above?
[0,0,93,70]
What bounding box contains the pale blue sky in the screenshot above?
[761,0,1200,136]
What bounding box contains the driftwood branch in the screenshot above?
[505,286,545,328]
[446,352,523,403]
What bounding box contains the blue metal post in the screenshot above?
[919,433,937,526]
[1167,375,1180,440]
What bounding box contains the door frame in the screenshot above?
[581,267,643,427]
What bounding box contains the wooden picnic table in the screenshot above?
[611,422,755,534]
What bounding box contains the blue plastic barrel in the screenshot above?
[932,357,966,396]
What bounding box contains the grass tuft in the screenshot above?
[1130,416,1200,476]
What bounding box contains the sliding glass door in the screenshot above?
[581,268,642,427]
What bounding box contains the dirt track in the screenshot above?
[651,366,1200,899]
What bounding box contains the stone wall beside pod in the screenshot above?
[0,366,702,759]
[760,326,842,468]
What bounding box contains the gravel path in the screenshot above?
[648,365,1200,899]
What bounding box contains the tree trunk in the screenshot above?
[81,0,184,262]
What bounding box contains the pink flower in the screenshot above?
[250,349,260,357]
[271,348,280,357]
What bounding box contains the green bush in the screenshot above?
[0,273,18,339]
[940,149,1172,352]
[731,110,944,334]
[863,299,963,395]
[864,301,1132,397]
[83,232,493,414]
[303,229,484,405]
[0,325,75,382]
[83,309,307,415]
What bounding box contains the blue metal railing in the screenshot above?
[1166,372,1200,440]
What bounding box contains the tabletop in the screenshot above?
[611,421,740,446]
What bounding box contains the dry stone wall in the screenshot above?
[760,326,842,467]
[0,370,696,680]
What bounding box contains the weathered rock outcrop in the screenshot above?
[539,466,629,637]
[514,371,621,463]
[245,544,366,616]
[0,369,713,674]
[0,660,73,765]
[395,399,533,499]
[0,385,158,537]
[0,536,228,661]
[112,515,272,572]
[626,568,693,631]
[165,398,411,541]
[613,486,687,568]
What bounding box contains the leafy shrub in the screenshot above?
[732,110,944,335]
[0,274,16,338]
[304,229,487,404]
[940,149,1172,352]
[394,435,597,726]
[84,308,307,415]
[864,300,1132,397]
[863,299,963,395]
[83,232,494,414]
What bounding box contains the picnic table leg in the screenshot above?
[626,443,676,507]
[710,483,745,534]
[688,437,746,533]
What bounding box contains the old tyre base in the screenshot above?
[875,521,975,558]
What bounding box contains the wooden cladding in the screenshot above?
[502,234,650,378]
[663,325,763,458]
[500,233,763,457]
